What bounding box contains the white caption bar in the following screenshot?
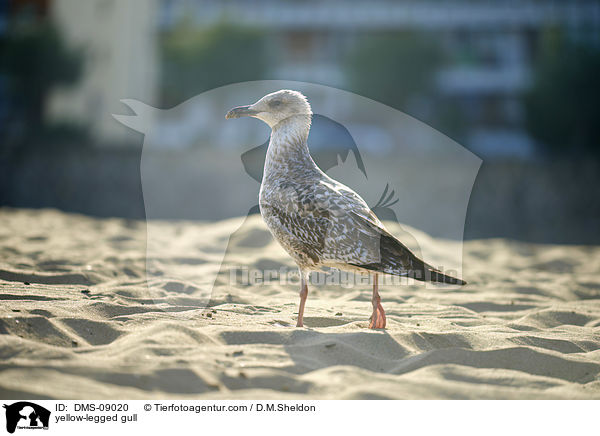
[0,400,596,436]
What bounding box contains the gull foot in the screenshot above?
[369,304,386,329]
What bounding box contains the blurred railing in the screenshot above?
[160,1,600,30]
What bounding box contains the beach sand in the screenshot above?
[1,207,599,399]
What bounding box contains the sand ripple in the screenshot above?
[0,208,599,399]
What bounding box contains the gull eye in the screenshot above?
[269,99,282,108]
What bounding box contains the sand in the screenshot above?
[0,207,599,399]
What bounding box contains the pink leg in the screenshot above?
[369,274,386,329]
[296,277,308,327]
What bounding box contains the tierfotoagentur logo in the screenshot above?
[2,402,50,434]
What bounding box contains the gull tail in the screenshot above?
[381,232,467,285]
[418,267,467,286]
[353,232,467,286]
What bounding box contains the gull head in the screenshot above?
[225,89,312,128]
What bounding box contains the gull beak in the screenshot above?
[225,105,258,120]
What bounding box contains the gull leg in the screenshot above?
[369,273,386,329]
[297,275,308,327]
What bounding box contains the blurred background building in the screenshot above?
[48,0,158,144]
[158,0,600,158]
[1,0,599,243]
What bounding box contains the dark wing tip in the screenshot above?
[430,270,467,286]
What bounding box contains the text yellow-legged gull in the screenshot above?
[226,90,466,329]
